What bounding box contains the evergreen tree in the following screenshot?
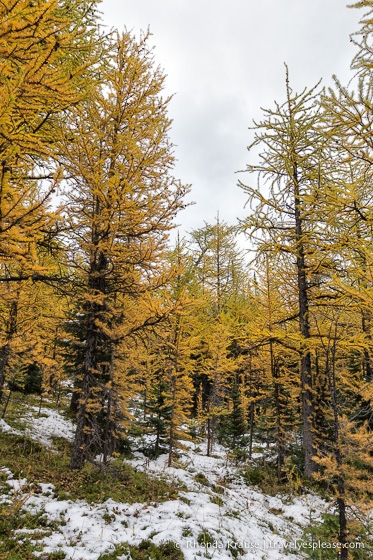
[219,381,247,462]
[145,375,172,458]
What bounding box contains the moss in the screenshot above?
[302,513,372,560]
[0,504,60,560]
[197,530,214,546]
[0,430,179,504]
[98,540,184,559]
[194,472,210,486]
[210,495,224,507]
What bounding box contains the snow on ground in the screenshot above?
[1,404,75,447]
[0,408,333,559]
[20,405,75,446]
[0,418,22,436]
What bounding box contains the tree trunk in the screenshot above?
[362,311,372,380]
[248,401,254,460]
[329,339,348,559]
[207,416,212,456]
[1,389,12,419]
[337,489,348,559]
[70,248,108,469]
[273,365,286,482]
[69,385,80,414]
[293,162,316,477]
[0,299,18,402]
[102,352,116,465]
[69,297,100,469]
[69,366,92,469]
[168,372,177,467]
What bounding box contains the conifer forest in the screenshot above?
[0,1,373,559]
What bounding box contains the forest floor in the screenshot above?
[0,394,361,559]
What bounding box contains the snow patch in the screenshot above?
[1,408,334,559]
[0,418,22,436]
[21,406,75,446]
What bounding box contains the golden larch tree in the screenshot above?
[58,31,189,469]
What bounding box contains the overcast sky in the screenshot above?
[100,0,362,236]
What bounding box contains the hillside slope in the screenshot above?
[0,400,354,560]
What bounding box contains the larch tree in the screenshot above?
[58,31,189,470]
[192,304,237,456]
[311,301,373,556]
[0,0,101,400]
[159,238,198,466]
[250,254,301,481]
[188,219,248,455]
[190,217,247,313]
[322,0,373,389]
[0,0,100,273]
[239,70,330,477]
[127,237,198,462]
[312,4,373,551]
[0,274,69,419]
[154,299,196,467]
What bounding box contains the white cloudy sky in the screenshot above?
[100,0,362,235]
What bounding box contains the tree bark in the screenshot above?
[70,250,106,469]
[272,358,286,482]
[69,334,95,469]
[362,312,372,381]
[292,161,317,477]
[0,299,18,402]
